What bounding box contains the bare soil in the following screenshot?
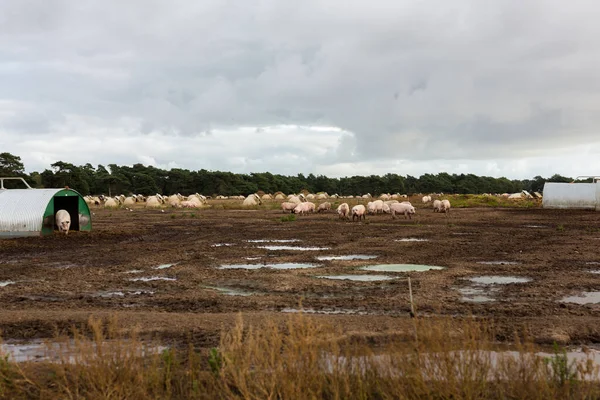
[1,201,600,348]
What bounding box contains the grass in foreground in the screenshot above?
[0,314,598,399]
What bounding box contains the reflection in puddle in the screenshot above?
[316,255,378,261]
[281,308,368,315]
[123,270,144,274]
[203,286,254,296]
[95,289,155,298]
[0,281,15,287]
[211,243,234,247]
[323,348,600,380]
[561,292,600,305]
[360,264,444,272]
[0,339,166,363]
[245,257,262,260]
[219,263,320,270]
[315,275,395,281]
[256,245,330,251]
[468,276,531,285]
[456,286,499,303]
[129,277,176,282]
[154,263,175,270]
[395,238,429,242]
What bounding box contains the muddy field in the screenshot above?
[1,201,600,349]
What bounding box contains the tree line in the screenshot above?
[0,152,582,197]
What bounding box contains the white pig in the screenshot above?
[55,209,71,235]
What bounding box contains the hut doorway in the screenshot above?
[53,196,80,231]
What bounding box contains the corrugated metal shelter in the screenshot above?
[542,182,600,211]
[0,185,92,238]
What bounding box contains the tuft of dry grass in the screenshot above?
[0,313,598,399]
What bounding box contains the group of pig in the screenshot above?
[335,201,417,221]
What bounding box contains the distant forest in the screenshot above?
[0,152,585,197]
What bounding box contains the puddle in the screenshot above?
[211,243,234,247]
[129,277,177,282]
[95,289,155,298]
[0,339,166,363]
[477,261,519,265]
[219,263,320,270]
[256,245,330,251]
[591,270,600,274]
[203,286,254,296]
[360,264,444,272]
[316,255,378,261]
[247,239,300,243]
[586,262,600,266]
[154,263,175,270]
[323,348,600,380]
[123,270,144,274]
[245,257,262,260]
[0,281,16,287]
[281,308,368,315]
[456,287,498,303]
[468,276,531,285]
[561,292,600,305]
[315,275,395,281]
[395,238,429,242]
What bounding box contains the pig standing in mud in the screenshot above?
[337,203,350,220]
[55,209,71,235]
[390,203,415,219]
[352,204,366,221]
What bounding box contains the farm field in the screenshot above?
[1,199,600,350]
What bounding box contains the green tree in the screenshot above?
[0,152,25,176]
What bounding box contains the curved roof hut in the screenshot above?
[0,178,92,238]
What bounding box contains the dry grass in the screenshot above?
[1,313,599,399]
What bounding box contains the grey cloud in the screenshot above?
[1,0,600,176]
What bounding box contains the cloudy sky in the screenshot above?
[1,0,600,179]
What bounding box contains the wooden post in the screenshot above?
[408,277,416,318]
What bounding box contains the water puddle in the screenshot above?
[0,281,16,287]
[95,289,155,298]
[0,339,166,363]
[129,276,176,282]
[586,262,600,266]
[477,261,519,265]
[281,308,368,315]
[561,292,600,305]
[395,238,429,242]
[123,270,144,274]
[360,264,444,272]
[591,270,600,274]
[256,245,330,251]
[468,276,531,285]
[315,275,395,281]
[323,348,600,380]
[219,263,320,270]
[245,257,262,260]
[456,287,498,303]
[211,243,234,247]
[154,263,175,270]
[247,239,300,243]
[203,286,254,296]
[316,255,378,261]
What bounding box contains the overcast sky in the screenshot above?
[1,0,600,179]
